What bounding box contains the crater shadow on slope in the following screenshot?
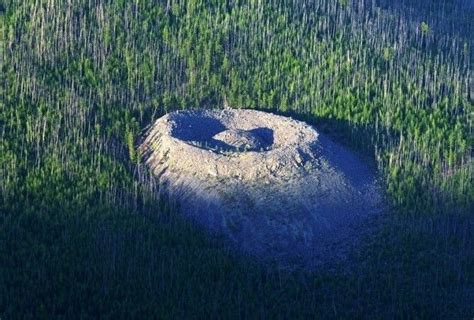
[171,115,226,141]
[170,114,274,153]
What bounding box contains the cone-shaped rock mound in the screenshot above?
[140,109,383,268]
[141,108,318,180]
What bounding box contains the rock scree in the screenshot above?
[140,108,383,269]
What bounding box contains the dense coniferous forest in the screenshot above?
[0,0,472,318]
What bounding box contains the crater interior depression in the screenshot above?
[140,108,383,268]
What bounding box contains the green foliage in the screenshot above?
[338,0,349,7]
[1,191,472,318]
[0,0,472,317]
[421,21,430,35]
[125,129,137,163]
[382,47,394,62]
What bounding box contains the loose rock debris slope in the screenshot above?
[140,109,384,268]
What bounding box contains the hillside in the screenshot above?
[0,0,473,318]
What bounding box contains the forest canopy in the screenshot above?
[0,0,472,318]
[1,0,472,215]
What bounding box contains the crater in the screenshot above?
[211,128,273,152]
[139,108,384,269]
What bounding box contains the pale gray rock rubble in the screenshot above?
[140,108,384,269]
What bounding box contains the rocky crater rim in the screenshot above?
[140,109,320,180]
[139,108,384,268]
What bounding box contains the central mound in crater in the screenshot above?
[140,108,383,269]
[212,128,271,152]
